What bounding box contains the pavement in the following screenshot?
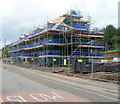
[0,63,119,103]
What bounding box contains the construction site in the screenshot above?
[8,10,119,82]
[1,0,119,102]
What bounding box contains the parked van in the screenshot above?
[113,58,120,62]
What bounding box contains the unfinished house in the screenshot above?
[9,10,105,67]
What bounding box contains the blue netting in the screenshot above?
[56,25,70,30]
[10,38,23,46]
[71,23,88,30]
[10,24,56,46]
[73,52,104,57]
[10,40,105,52]
[10,38,64,51]
[70,41,105,47]
[38,51,59,56]
[71,11,78,15]
[99,29,104,32]
[10,51,103,58]
[91,29,104,34]
[48,24,55,29]
[90,42,105,46]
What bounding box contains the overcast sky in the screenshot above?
[0,0,119,48]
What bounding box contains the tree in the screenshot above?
[2,45,10,58]
[104,25,118,50]
[112,28,120,49]
[112,35,120,49]
[117,28,120,35]
[115,28,120,49]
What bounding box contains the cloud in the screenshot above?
[0,0,119,48]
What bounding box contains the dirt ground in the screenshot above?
[7,62,120,84]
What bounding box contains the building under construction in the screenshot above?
[9,10,105,67]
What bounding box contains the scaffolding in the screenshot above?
[9,10,105,68]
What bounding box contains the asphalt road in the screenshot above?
[0,63,119,103]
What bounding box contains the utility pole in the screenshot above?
[4,38,6,58]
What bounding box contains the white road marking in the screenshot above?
[6,95,27,102]
[30,91,64,102]
[0,97,3,103]
[4,64,118,101]
[64,85,118,101]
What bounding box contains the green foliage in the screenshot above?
[117,28,120,36]
[2,45,10,58]
[104,25,120,50]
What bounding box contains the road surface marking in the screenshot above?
[29,91,64,102]
[67,86,118,101]
[6,95,27,102]
[0,97,3,103]
[0,89,88,102]
[3,64,118,101]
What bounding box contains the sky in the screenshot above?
[0,0,119,48]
